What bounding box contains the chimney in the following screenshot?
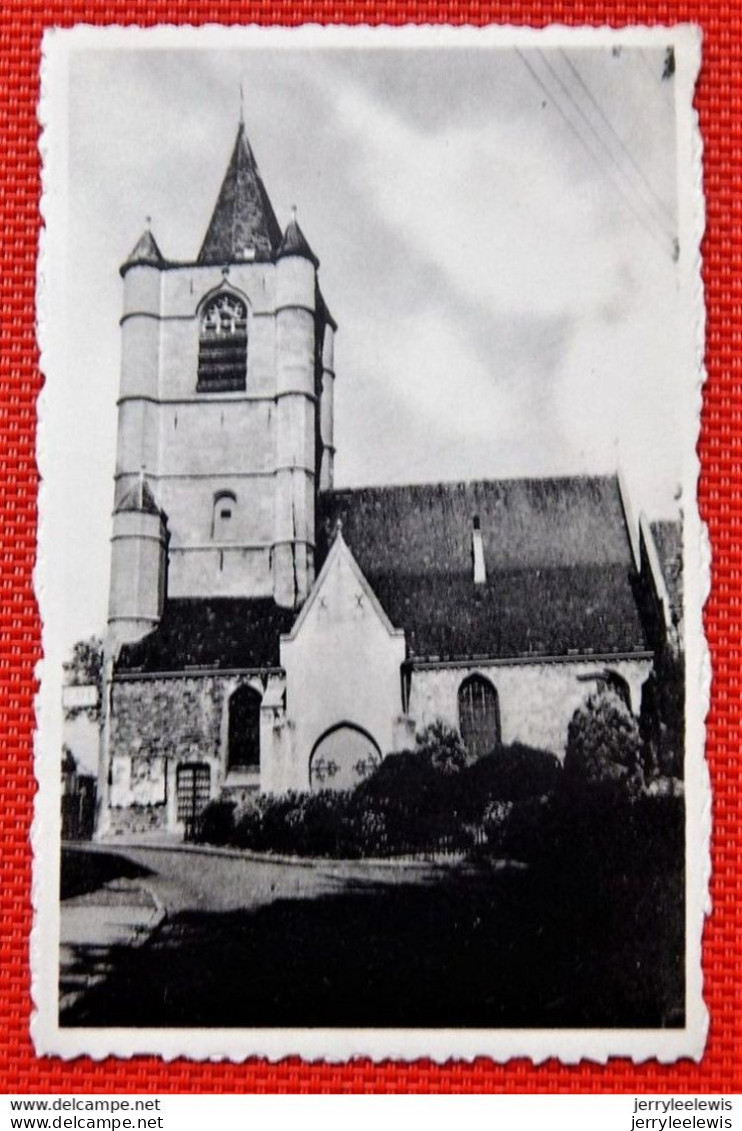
[472,515,486,585]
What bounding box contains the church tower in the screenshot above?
[107,121,337,652]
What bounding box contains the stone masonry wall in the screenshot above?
[409,657,653,760]
[107,672,263,834]
[111,674,226,762]
[107,802,167,837]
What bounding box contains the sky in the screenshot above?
[45,32,697,658]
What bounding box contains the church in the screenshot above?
[96,120,679,838]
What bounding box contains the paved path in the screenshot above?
[99,842,449,914]
[59,874,164,1012]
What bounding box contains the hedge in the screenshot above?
[196,734,562,858]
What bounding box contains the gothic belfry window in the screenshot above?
[197,293,248,392]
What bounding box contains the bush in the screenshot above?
[360,729,560,823]
[197,721,563,859]
[483,795,554,861]
[461,742,561,810]
[196,799,236,845]
[640,651,685,779]
[549,783,684,881]
[415,720,473,774]
[482,777,684,875]
[233,795,266,850]
[226,791,360,857]
[564,688,643,792]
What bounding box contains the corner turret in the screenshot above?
[107,473,169,652]
[273,210,320,608]
[277,212,320,268]
[120,228,166,276]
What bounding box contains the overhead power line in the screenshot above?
[558,49,676,231]
[515,49,672,257]
[536,49,676,245]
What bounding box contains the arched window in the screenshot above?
[228,685,261,771]
[458,674,501,759]
[197,293,247,392]
[212,491,237,542]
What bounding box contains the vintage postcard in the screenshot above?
[33,22,708,1061]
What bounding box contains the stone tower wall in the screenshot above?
[273,254,318,607]
[110,254,326,615]
[107,508,169,650]
[319,324,335,490]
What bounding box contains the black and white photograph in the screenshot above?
[34,23,707,1061]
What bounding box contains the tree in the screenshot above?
[640,650,685,780]
[564,687,643,791]
[63,636,104,720]
[415,719,473,774]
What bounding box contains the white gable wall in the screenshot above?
[277,537,407,792]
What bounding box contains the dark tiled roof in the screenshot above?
[198,123,283,265]
[318,476,648,661]
[115,598,296,674]
[115,475,649,674]
[120,229,166,276]
[278,217,319,268]
[650,519,684,627]
[368,566,648,661]
[318,476,634,574]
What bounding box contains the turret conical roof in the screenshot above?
[120,228,165,276]
[198,122,283,265]
[277,215,320,268]
[115,475,164,517]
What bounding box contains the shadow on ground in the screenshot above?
[61,847,154,901]
[60,859,684,1030]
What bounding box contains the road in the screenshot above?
[59,843,466,1027]
[91,843,445,914]
[58,840,683,1030]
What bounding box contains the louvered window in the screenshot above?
[197,294,247,392]
[458,674,501,759]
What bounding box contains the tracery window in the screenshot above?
[197,293,248,392]
[309,724,382,793]
[458,674,501,759]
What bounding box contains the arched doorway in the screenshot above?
[228,684,261,771]
[458,674,501,758]
[309,724,382,792]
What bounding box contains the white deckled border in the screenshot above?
[33,20,709,1064]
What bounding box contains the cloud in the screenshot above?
[327,75,649,323]
[322,64,684,512]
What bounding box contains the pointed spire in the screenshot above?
[277,208,320,268]
[198,121,282,265]
[120,227,166,276]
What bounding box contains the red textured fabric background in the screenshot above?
[0,0,739,1095]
